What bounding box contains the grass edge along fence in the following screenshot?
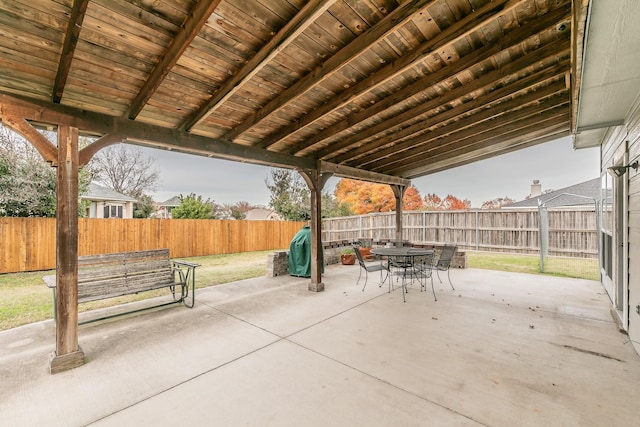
[0,218,306,274]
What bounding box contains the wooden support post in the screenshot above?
[49,125,84,374]
[299,168,332,292]
[391,185,407,243]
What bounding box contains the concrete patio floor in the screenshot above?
[1,265,639,426]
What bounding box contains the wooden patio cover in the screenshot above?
[0,0,588,372]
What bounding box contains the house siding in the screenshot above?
[601,97,640,355]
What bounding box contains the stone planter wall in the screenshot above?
[266,251,290,277]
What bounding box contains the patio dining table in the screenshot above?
[371,247,434,302]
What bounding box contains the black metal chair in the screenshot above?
[412,251,437,301]
[393,249,431,302]
[433,243,457,290]
[354,246,389,291]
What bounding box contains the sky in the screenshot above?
[138,135,600,209]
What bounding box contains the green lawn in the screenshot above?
[0,250,275,331]
[0,249,600,331]
[466,251,600,281]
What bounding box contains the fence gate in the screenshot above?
[537,195,600,280]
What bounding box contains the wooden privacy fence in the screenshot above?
[322,209,598,258]
[0,218,305,273]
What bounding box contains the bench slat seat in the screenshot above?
[44,249,199,322]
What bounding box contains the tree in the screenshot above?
[423,193,471,210]
[334,179,423,214]
[133,194,156,218]
[481,196,515,209]
[266,169,310,221]
[321,193,352,218]
[265,169,352,220]
[225,201,254,220]
[443,194,471,210]
[89,144,160,217]
[403,186,424,210]
[423,193,443,210]
[171,193,213,219]
[0,125,90,217]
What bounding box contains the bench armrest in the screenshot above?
[172,259,201,269]
[43,275,57,289]
[171,259,200,308]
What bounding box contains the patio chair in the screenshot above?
[433,243,457,290]
[412,252,437,301]
[393,249,431,302]
[354,246,389,292]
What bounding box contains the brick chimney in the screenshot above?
[530,180,542,197]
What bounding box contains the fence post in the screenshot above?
[475,210,479,251]
[538,204,549,273]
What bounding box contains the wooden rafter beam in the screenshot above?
[384,108,570,175]
[126,0,221,120]
[323,5,572,163]
[181,0,337,132]
[333,69,568,165]
[52,0,89,103]
[0,93,314,171]
[385,110,570,176]
[222,0,435,141]
[256,0,519,150]
[343,79,568,167]
[292,2,571,156]
[403,129,571,178]
[311,36,571,159]
[369,97,571,173]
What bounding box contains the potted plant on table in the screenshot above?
[340,247,356,265]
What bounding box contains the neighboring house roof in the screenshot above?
[244,208,281,220]
[506,178,601,209]
[158,196,181,208]
[82,183,137,203]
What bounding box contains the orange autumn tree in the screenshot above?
[423,193,470,210]
[443,194,471,210]
[334,179,423,214]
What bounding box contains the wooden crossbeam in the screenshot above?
[0,93,314,171]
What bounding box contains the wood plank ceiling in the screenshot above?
[0,0,580,183]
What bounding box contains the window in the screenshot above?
[103,204,124,218]
[600,174,613,280]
